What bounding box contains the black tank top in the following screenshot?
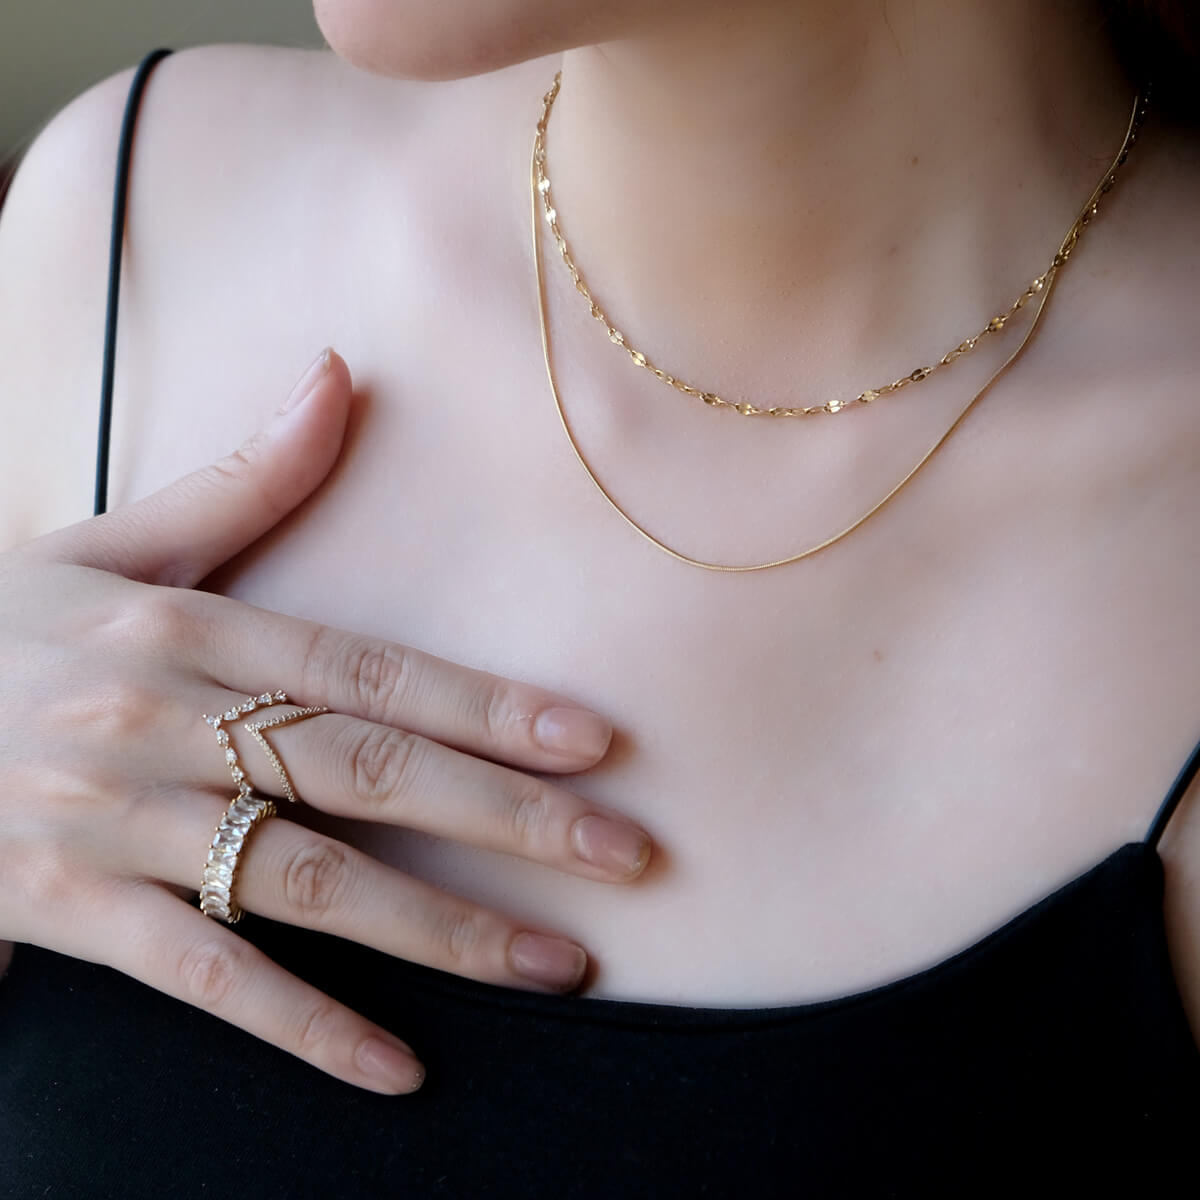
[3,48,1199,1198]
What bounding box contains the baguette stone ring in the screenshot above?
[199,792,277,923]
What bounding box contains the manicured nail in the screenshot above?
[356,1035,424,1093]
[509,932,587,991]
[571,814,651,877]
[279,347,333,414]
[533,706,612,759]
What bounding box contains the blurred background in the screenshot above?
[1,1,325,202]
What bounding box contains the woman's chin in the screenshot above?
[310,0,671,81]
[312,0,565,80]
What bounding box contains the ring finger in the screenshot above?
[143,795,593,994]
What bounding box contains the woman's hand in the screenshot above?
[0,348,651,1094]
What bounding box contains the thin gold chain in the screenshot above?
[531,84,1147,572]
[534,72,1145,420]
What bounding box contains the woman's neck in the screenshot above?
[545,0,1133,394]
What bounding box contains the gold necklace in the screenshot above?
[535,71,1143,420]
[531,81,1147,573]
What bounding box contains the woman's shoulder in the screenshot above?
[0,44,531,545]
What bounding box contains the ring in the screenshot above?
[202,691,329,804]
[243,705,329,804]
[199,792,277,923]
[198,689,326,923]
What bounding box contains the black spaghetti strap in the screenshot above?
[94,47,174,517]
[1145,733,1200,848]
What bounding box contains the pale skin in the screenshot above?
[1,0,1198,1095]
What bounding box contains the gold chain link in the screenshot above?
[534,73,1146,419]
[531,80,1147,571]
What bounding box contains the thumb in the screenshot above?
[40,347,352,587]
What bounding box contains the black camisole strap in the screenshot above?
[94,47,174,517]
[1145,733,1200,849]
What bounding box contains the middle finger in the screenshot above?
[216,708,652,882]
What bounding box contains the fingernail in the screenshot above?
[279,347,333,415]
[533,706,612,759]
[571,814,651,877]
[356,1035,424,1093]
[509,932,587,991]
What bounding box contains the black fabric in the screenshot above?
[2,843,1199,1196]
[3,45,1199,1199]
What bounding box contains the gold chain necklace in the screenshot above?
[535,72,1143,420]
[531,80,1147,573]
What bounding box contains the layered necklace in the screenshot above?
[530,71,1148,572]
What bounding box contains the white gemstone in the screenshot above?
[207,863,234,886]
[537,177,551,193]
[273,690,287,701]
[231,798,258,820]
[214,828,243,850]
[223,709,239,721]
[240,700,256,713]
[230,766,245,782]
[206,714,222,728]
[224,748,238,764]
[258,693,273,705]
[545,207,556,224]
[216,729,230,746]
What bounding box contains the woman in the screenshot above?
[1,0,1197,1193]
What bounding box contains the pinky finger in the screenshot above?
[103,880,425,1095]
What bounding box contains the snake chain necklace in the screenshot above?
[530,74,1147,572]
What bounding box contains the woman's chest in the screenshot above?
[93,106,1200,1009]
[117,339,1196,1009]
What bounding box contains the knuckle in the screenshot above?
[473,676,527,747]
[346,640,415,713]
[85,676,162,743]
[18,843,83,914]
[200,437,288,522]
[498,778,555,849]
[292,1000,346,1060]
[431,905,485,970]
[178,939,245,1010]
[213,435,266,484]
[50,677,159,754]
[344,724,422,810]
[282,839,354,918]
[103,589,197,653]
[348,643,417,715]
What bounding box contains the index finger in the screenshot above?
[192,593,614,773]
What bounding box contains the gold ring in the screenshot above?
[202,691,328,804]
[243,705,329,805]
[197,689,327,923]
